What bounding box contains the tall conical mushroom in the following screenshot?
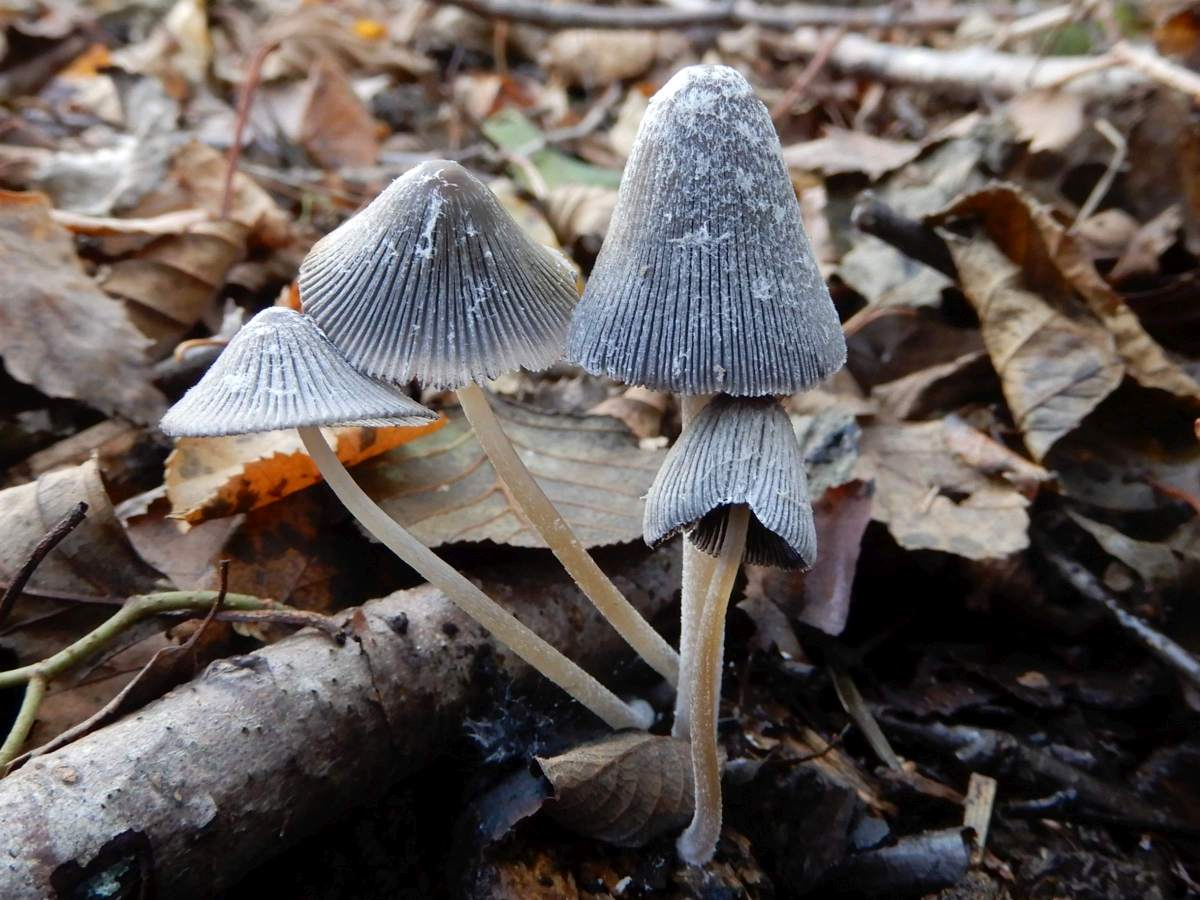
[644,395,816,864]
[299,160,680,688]
[162,307,649,731]
[567,64,845,864]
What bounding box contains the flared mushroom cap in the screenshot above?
[160,307,437,437]
[299,160,579,390]
[643,395,815,569]
[568,65,845,397]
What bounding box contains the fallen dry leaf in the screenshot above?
[783,128,922,181]
[296,54,380,169]
[358,400,665,549]
[856,420,1033,559]
[99,219,247,354]
[535,732,694,847]
[935,186,1200,413]
[1110,204,1183,281]
[539,30,682,87]
[1006,89,1086,153]
[871,351,997,421]
[938,231,1122,459]
[798,479,874,635]
[0,190,166,422]
[166,420,445,525]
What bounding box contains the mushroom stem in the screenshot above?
[456,383,680,685]
[297,426,650,731]
[672,393,717,739]
[677,503,750,866]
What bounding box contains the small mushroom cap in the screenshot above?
[643,395,815,569]
[299,160,579,390]
[568,65,845,397]
[160,307,437,437]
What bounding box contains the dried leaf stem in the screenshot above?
[457,384,679,685]
[677,503,750,866]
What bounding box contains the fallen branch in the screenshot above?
[0,549,677,899]
[1111,40,1200,104]
[428,0,1023,31]
[787,28,1147,98]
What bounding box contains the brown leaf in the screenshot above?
[935,187,1200,423]
[1006,90,1086,153]
[587,386,668,441]
[1110,204,1183,281]
[783,128,922,181]
[99,219,247,354]
[359,400,666,549]
[800,480,874,635]
[535,732,694,847]
[871,351,997,421]
[939,230,1123,459]
[856,420,1033,559]
[296,55,381,169]
[0,191,166,422]
[539,30,681,87]
[165,421,446,525]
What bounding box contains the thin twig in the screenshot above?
[0,502,88,628]
[1111,40,1200,103]
[0,591,278,691]
[850,193,958,278]
[770,25,847,122]
[829,665,904,771]
[1039,543,1200,692]
[1070,118,1125,231]
[427,0,1023,31]
[220,40,280,220]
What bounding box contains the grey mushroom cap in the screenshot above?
[160,307,437,438]
[643,395,815,569]
[299,159,579,390]
[568,64,845,397]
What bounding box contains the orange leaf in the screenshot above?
[165,419,446,525]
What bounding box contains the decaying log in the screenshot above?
[0,548,679,899]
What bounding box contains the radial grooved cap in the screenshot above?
[160,307,437,437]
[568,64,845,397]
[299,160,579,390]
[643,395,815,569]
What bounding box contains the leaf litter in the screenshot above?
[1,1,1200,897]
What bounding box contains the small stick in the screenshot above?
[0,675,46,768]
[963,773,998,864]
[1111,41,1200,103]
[829,664,904,771]
[850,194,958,278]
[220,40,281,220]
[1040,544,1200,691]
[770,25,847,122]
[0,501,88,628]
[1070,118,1126,231]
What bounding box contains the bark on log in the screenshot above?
[0,548,678,899]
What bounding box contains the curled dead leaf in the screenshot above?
[166,420,445,525]
[938,230,1122,459]
[358,400,665,549]
[535,732,694,847]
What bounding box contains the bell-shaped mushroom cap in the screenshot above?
[298,160,579,390]
[160,307,437,437]
[643,395,815,569]
[568,65,845,397]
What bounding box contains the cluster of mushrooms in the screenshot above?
[161,64,845,866]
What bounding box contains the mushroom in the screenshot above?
[643,395,815,863]
[161,306,650,730]
[298,160,679,687]
[565,64,845,861]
